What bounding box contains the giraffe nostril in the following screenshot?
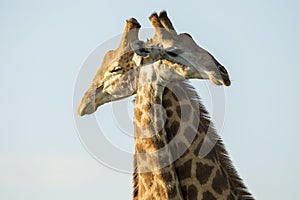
[224,79,231,86]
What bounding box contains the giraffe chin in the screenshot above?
[217,78,231,86]
[209,76,231,87]
[78,101,95,116]
[222,79,231,86]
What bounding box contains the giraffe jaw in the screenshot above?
[205,71,231,86]
[78,101,94,116]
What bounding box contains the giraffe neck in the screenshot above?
[161,81,254,200]
[132,64,253,199]
[133,63,183,200]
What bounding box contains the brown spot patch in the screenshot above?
[196,162,213,185]
[176,105,181,117]
[170,121,180,135]
[141,117,150,126]
[187,184,198,198]
[134,108,142,122]
[202,191,216,200]
[161,171,173,182]
[212,169,229,194]
[155,96,161,104]
[181,185,188,198]
[145,90,150,99]
[133,187,138,198]
[166,109,173,117]
[163,87,171,96]
[135,95,140,104]
[162,98,172,108]
[176,160,192,180]
[155,137,164,147]
[142,172,154,187]
[142,104,150,112]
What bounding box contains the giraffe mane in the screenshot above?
[215,137,255,199]
[179,80,254,200]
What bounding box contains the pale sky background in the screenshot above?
[1,0,300,199]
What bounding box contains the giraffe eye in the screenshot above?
[181,33,193,38]
[110,66,123,73]
[165,48,183,57]
[139,47,150,54]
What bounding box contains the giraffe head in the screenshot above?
[78,18,184,116]
[78,18,141,116]
[130,40,199,82]
[148,11,231,86]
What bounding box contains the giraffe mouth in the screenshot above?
[221,79,231,86]
[77,86,101,116]
[78,85,114,116]
[213,79,231,86]
[205,71,231,87]
[78,92,96,116]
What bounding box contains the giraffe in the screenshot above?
[78,13,254,200]
[131,11,253,200]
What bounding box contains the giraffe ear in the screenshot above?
[131,40,150,57]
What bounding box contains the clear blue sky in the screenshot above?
[1,0,300,199]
